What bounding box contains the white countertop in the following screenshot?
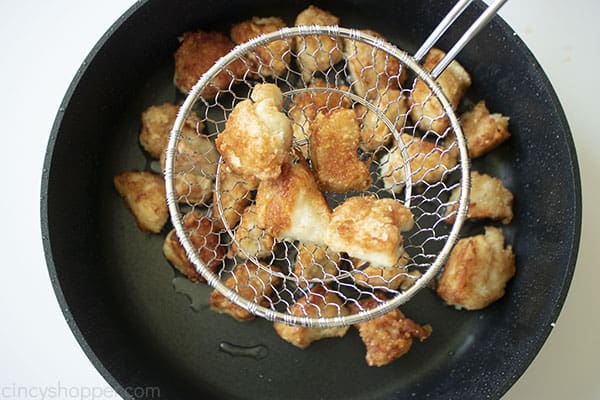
[1,1,598,398]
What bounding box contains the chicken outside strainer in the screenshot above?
[165,0,507,328]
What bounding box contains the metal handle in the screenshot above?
[415,0,508,79]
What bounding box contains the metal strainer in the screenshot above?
[165,0,507,328]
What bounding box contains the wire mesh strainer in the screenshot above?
[165,0,507,328]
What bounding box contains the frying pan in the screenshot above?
[41,0,581,399]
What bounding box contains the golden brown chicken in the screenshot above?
[379,133,458,193]
[351,253,419,291]
[255,159,331,245]
[344,29,406,99]
[309,108,372,192]
[324,196,414,268]
[355,88,409,152]
[351,296,432,367]
[231,16,292,77]
[293,243,341,285]
[445,171,514,224]
[437,226,516,310]
[210,262,282,321]
[294,5,344,82]
[409,48,471,134]
[460,100,511,158]
[211,162,258,231]
[113,171,168,233]
[174,30,246,97]
[162,211,226,283]
[273,285,350,348]
[229,205,276,260]
[215,83,293,181]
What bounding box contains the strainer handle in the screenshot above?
[414,0,508,79]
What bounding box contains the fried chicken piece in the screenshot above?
[230,205,275,260]
[288,78,352,157]
[139,103,204,159]
[352,296,432,367]
[310,108,372,192]
[445,171,514,224]
[231,17,292,77]
[355,89,409,152]
[409,48,471,134]
[162,212,226,283]
[255,159,331,245]
[174,30,247,97]
[210,262,282,321]
[212,163,258,230]
[113,171,168,233]
[293,243,341,285]
[379,133,458,193]
[324,196,414,268]
[294,5,344,82]
[161,127,219,204]
[344,29,406,99]
[352,253,420,291]
[460,100,511,158]
[437,226,516,310]
[215,83,293,181]
[273,286,350,348]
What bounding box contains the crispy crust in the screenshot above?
[212,163,258,231]
[273,285,350,348]
[409,48,471,134]
[437,226,516,310]
[215,83,293,181]
[209,262,282,321]
[294,5,344,81]
[352,253,418,290]
[352,296,432,366]
[324,196,414,268]
[293,243,341,284]
[309,108,372,192]
[445,171,514,224]
[230,17,291,77]
[230,205,276,260]
[380,133,458,193]
[174,30,246,97]
[162,211,225,283]
[255,159,331,245]
[344,29,406,99]
[461,100,511,158]
[113,171,168,233]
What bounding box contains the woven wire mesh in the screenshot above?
[165,26,469,328]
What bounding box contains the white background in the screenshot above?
[0,1,598,399]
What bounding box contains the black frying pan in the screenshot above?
[41,1,581,399]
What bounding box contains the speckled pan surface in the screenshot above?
[41,1,581,399]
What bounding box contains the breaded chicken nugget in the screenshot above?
[293,243,341,285]
[445,171,513,224]
[113,171,168,233]
[229,205,276,260]
[294,5,344,82]
[379,133,458,193]
[352,253,419,291]
[161,127,219,204]
[215,83,293,181]
[273,285,350,348]
[288,78,352,157]
[174,30,246,97]
[409,48,471,134]
[210,262,282,321]
[355,88,408,152]
[255,159,331,245]
[460,100,510,158]
[162,211,226,283]
[437,226,516,310]
[344,29,406,99]
[231,17,292,77]
[310,108,372,192]
[351,296,432,367]
[139,103,204,159]
[325,196,414,268]
[212,163,258,231]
